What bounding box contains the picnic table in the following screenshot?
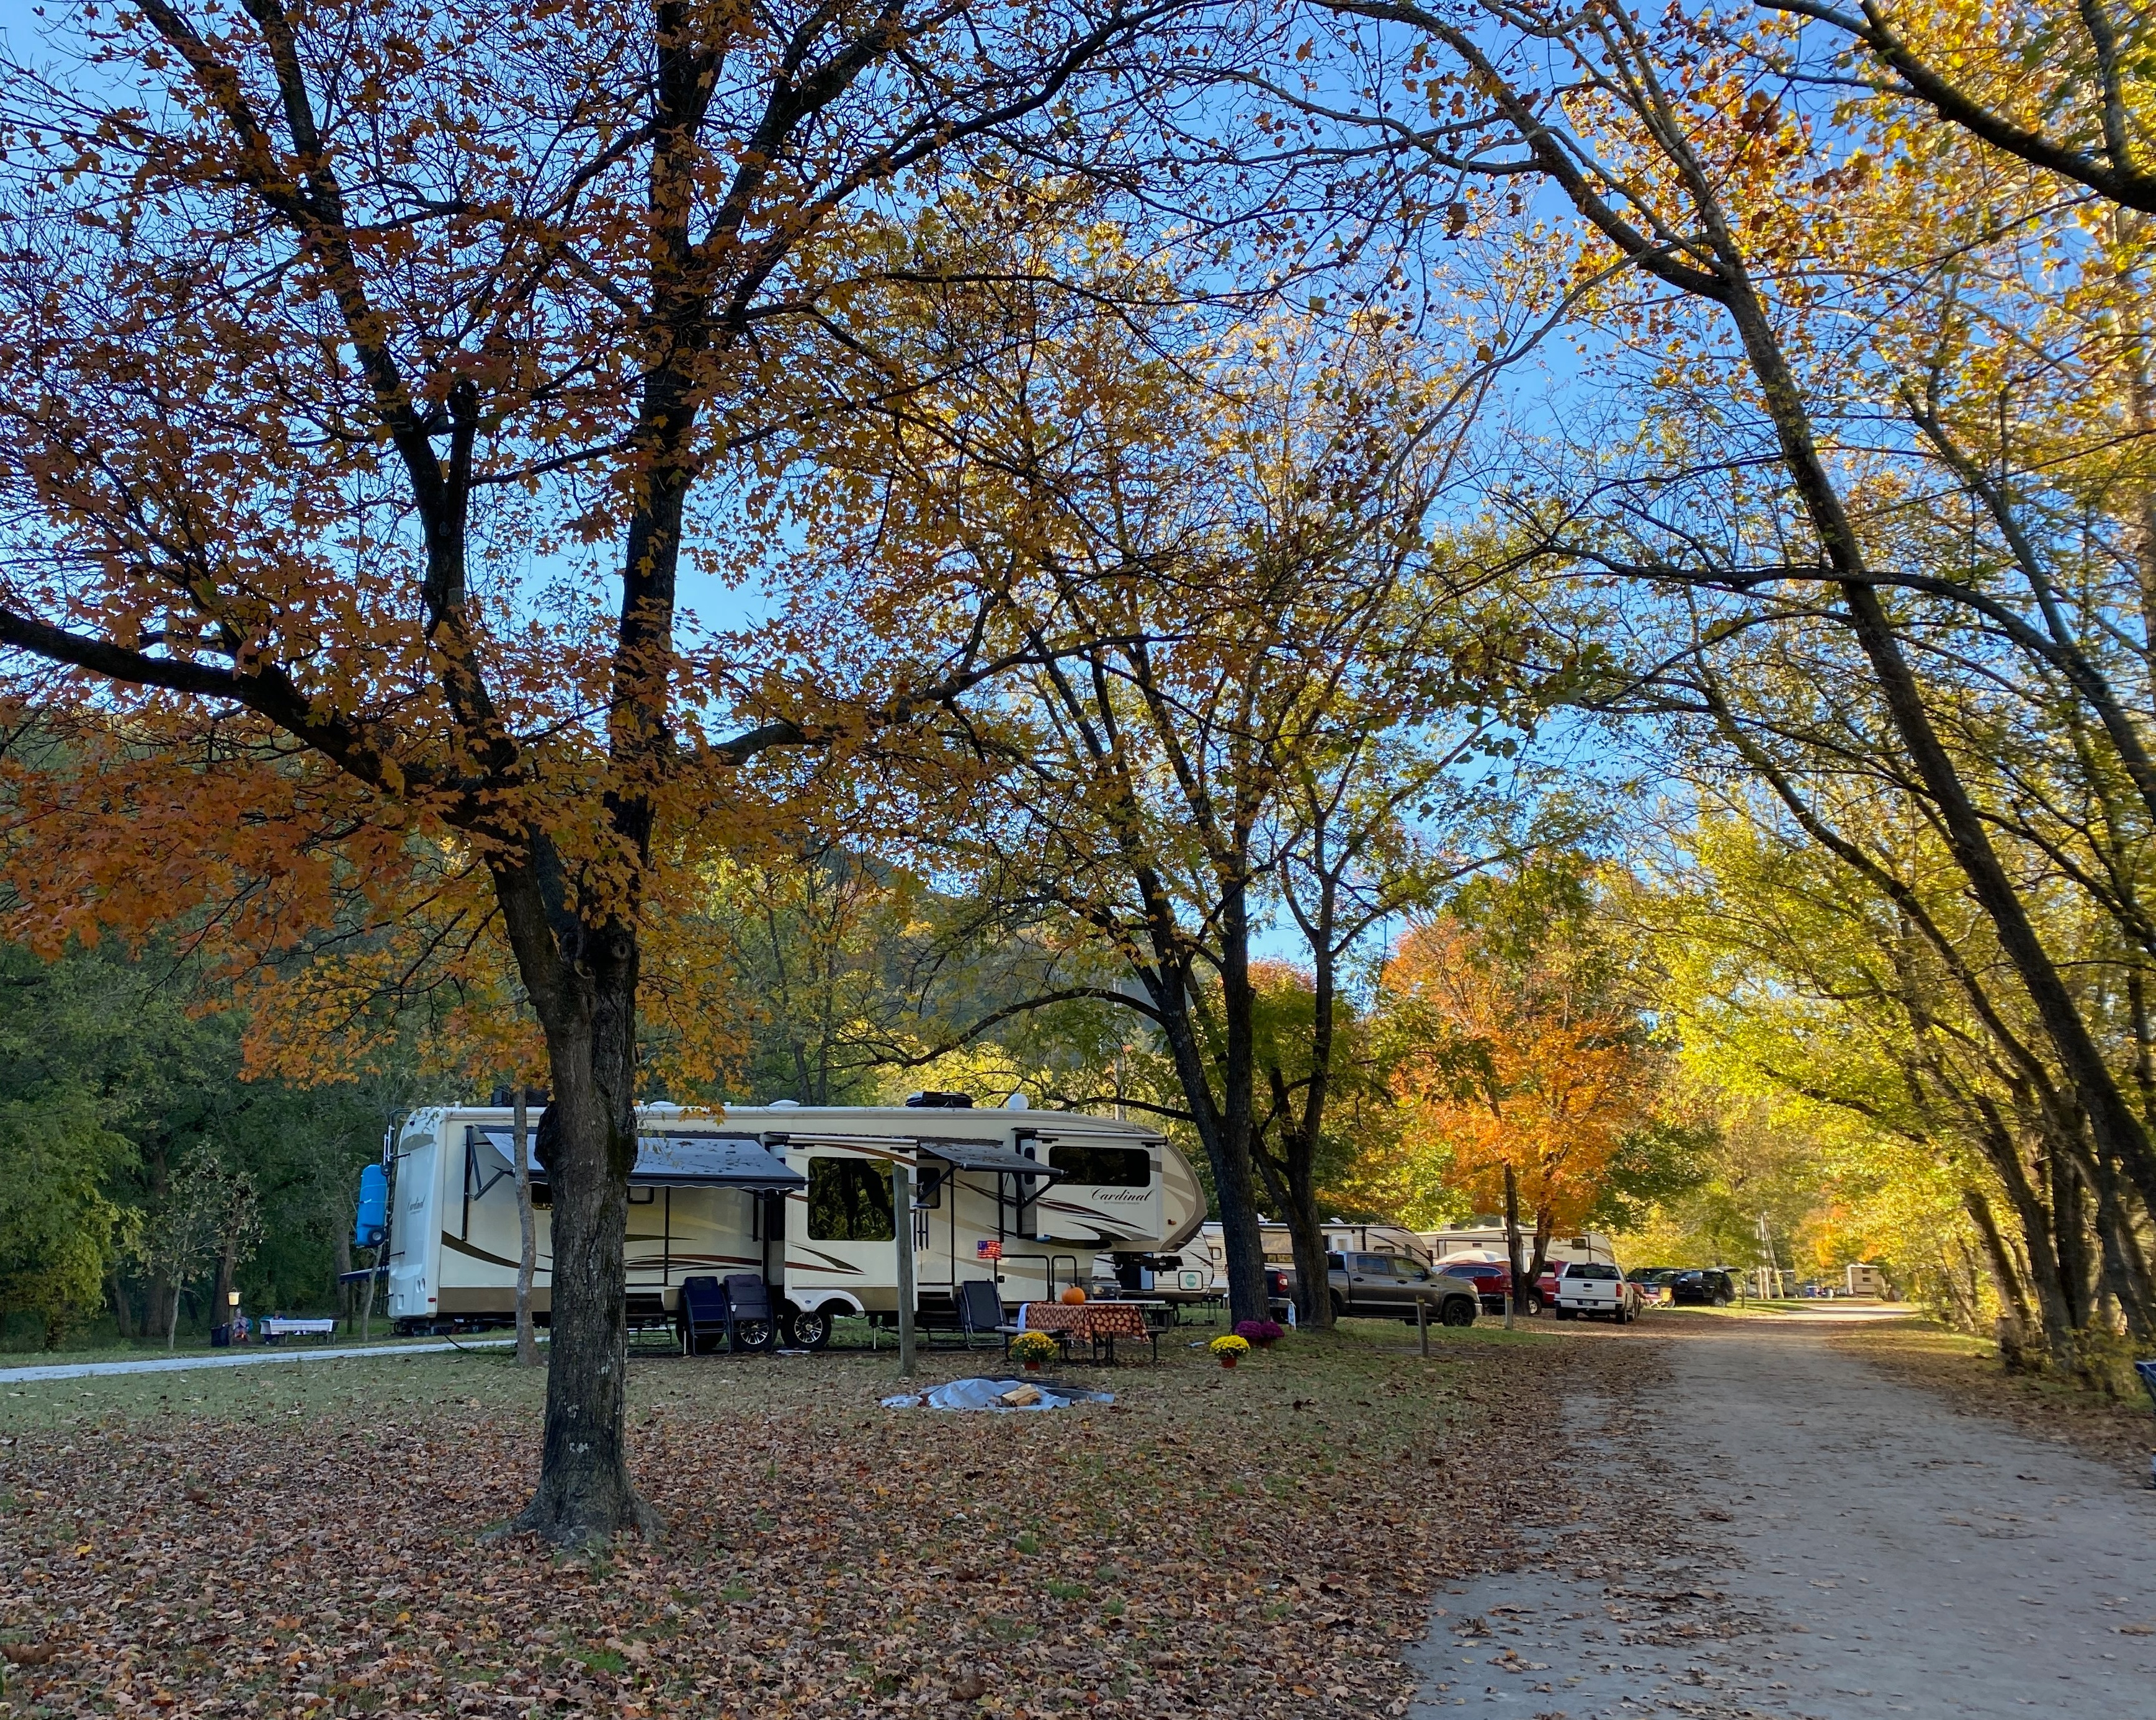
[1021,1300,1161,1364]
[257,1317,337,1343]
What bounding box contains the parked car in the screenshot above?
[1667,1268,1737,1307]
[1438,1258,1544,1316]
[1553,1260,1642,1322]
[1313,1252,1480,1325]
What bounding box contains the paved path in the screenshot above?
[0,1337,519,1384]
[1414,1315,2156,1719]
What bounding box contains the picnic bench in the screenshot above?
[257,1317,337,1343]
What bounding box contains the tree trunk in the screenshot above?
[1256,1123,1332,1330]
[2093,1150,2155,1340]
[1961,1183,2040,1369]
[1523,1206,1556,1308]
[1153,965,1268,1326]
[334,1228,354,1333]
[212,1229,237,1337]
[513,1084,541,1368]
[498,897,658,1549]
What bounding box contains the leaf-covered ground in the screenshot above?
[0,1321,1563,1719]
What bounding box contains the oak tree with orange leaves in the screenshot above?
[0,0,1208,1544]
[1385,862,1658,1294]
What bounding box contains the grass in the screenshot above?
[0,1314,1564,1720]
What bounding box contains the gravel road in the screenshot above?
[0,1337,515,1384]
[1413,1312,2156,1719]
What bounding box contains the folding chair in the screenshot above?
[678,1275,728,1356]
[957,1277,1065,1360]
[721,1273,779,1353]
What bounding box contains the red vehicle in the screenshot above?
[1437,1260,1545,1317]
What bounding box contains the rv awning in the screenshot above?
[633,1134,807,1189]
[477,1130,806,1191]
[918,1139,1063,1181]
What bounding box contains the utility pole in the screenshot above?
[1756,1211,1783,1302]
[893,1161,916,1376]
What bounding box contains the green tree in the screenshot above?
[0,1088,132,1348]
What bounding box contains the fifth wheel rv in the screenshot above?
[369,1100,1205,1346]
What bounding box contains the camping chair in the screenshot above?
[957,1276,1063,1359]
[721,1273,779,1353]
[678,1275,728,1356]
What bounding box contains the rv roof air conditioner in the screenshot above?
[905,1090,973,1108]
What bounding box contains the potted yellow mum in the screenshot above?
[1209,1333,1250,1369]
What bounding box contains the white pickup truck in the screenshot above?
[1552,1260,1640,1323]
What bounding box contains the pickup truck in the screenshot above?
[1552,1260,1640,1322]
[1302,1251,1479,1326]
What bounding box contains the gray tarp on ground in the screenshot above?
[882,1377,1114,1412]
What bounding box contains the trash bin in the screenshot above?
[210,1324,231,1348]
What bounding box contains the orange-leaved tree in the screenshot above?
[0,0,1200,1545]
[1384,864,1658,1294]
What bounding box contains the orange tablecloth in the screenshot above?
[1020,1301,1148,1342]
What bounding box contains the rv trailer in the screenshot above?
[371,1101,1204,1343]
[1420,1225,1616,1268]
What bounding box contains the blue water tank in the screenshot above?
[354,1163,388,1249]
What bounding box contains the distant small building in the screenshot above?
[1845,1262,1885,1296]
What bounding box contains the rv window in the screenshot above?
[1046,1143,1150,1187]
[628,1186,656,1206]
[807,1158,896,1242]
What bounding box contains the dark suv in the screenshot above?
[1668,1268,1737,1306]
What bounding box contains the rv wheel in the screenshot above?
[732,1319,777,1354]
[784,1307,834,1351]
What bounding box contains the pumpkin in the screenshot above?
[1060,1285,1088,1306]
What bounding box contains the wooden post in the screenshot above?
[1503,1163,1523,1332]
[894,1162,916,1377]
[1416,1289,1429,1357]
[512,1085,541,1368]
